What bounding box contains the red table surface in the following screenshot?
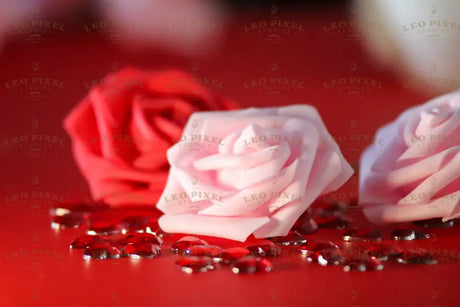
[0,6,459,307]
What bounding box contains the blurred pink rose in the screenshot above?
[360,91,460,223]
[0,1,36,48]
[157,105,353,241]
[101,0,227,56]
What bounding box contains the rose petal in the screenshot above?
[445,201,460,221]
[70,142,167,205]
[363,203,455,224]
[193,144,285,171]
[130,96,181,154]
[278,105,340,152]
[202,115,288,141]
[216,141,290,190]
[198,158,299,216]
[361,147,460,205]
[254,151,345,238]
[159,214,270,242]
[133,151,169,170]
[90,88,132,162]
[400,110,460,160]
[267,138,318,211]
[167,145,233,202]
[219,130,242,154]
[152,116,183,142]
[232,124,289,154]
[156,169,211,215]
[398,150,460,205]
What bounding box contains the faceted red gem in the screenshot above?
[87,220,124,235]
[70,235,107,249]
[144,223,161,235]
[365,244,402,261]
[391,228,430,241]
[123,242,161,259]
[413,218,454,228]
[298,240,338,256]
[171,236,208,254]
[122,216,159,234]
[122,233,162,245]
[314,216,336,225]
[305,249,344,266]
[176,256,215,273]
[247,242,281,257]
[220,247,251,263]
[394,251,437,265]
[184,245,222,259]
[83,242,121,260]
[293,216,318,234]
[343,255,384,272]
[314,203,346,217]
[268,231,306,246]
[364,258,384,271]
[231,256,273,274]
[343,229,383,242]
[51,213,85,230]
[414,229,431,240]
[316,217,349,230]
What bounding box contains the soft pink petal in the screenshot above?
[193,144,284,171]
[363,203,454,224]
[219,130,242,154]
[198,159,299,216]
[216,141,290,190]
[398,150,460,205]
[361,144,460,205]
[232,124,275,154]
[255,150,345,238]
[201,116,288,140]
[400,111,460,160]
[156,169,211,215]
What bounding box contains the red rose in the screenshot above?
[64,68,235,205]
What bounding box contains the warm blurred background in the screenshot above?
[1,0,459,201]
[1,0,459,95]
[1,0,459,202]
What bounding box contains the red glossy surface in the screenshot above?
[1,6,460,307]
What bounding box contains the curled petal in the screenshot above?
[255,151,345,238]
[198,158,299,216]
[193,144,285,171]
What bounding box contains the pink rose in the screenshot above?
[101,0,227,56]
[64,68,235,206]
[360,91,460,223]
[157,105,354,241]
